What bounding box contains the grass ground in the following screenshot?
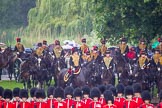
[0,80,23,90]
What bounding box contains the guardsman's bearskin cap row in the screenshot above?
[3,89,12,100]
[82,85,90,95]
[65,86,74,96]
[90,87,101,99]
[133,83,142,93]
[16,37,21,42]
[47,86,55,98]
[125,86,133,96]
[54,87,64,98]
[73,88,82,97]
[116,83,125,94]
[98,85,106,94]
[0,86,4,97]
[35,89,46,99]
[141,90,151,101]
[30,87,37,98]
[13,87,20,97]
[20,89,28,98]
[104,90,114,103]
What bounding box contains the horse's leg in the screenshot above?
[117,72,120,83]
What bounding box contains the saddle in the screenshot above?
[64,67,81,82]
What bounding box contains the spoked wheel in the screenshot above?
[13,58,22,82]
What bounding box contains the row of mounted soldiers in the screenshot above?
[13,37,162,76]
[0,83,162,108]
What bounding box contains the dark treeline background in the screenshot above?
[0,0,162,46]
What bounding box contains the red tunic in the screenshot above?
[140,103,154,108]
[72,100,85,108]
[157,102,162,108]
[132,97,143,107]
[99,98,106,106]
[35,102,47,108]
[64,98,74,108]
[82,98,92,108]
[30,101,36,108]
[13,101,20,108]
[114,97,125,108]
[126,51,136,59]
[3,102,14,108]
[89,101,102,108]
[103,104,117,108]
[18,102,31,108]
[46,99,56,108]
[123,100,137,108]
[53,101,66,108]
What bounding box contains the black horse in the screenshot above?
[58,60,98,88]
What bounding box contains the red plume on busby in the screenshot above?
[90,87,101,99]
[47,86,55,98]
[54,87,64,98]
[125,86,133,96]
[64,86,74,97]
[55,40,60,45]
[16,37,21,42]
[81,38,86,43]
[116,83,125,94]
[30,87,37,98]
[141,90,151,101]
[82,85,90,95]
[20,89,28,98]
[73,88,82,97]
[0,86,4,97]
[71,47,78,54]
[3,89,12,100]
[104,90,114,104]
[109,86,117,97]
[13,87,20,97]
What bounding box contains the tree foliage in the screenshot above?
[95,0,162,44]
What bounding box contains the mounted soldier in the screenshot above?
[14,37,25,58]
[126,47,137,65]
[91,46,102,63]
[99,39,107,56]
[119,37,129,56]
[42,40,48,51]
[80,48,92,66]
[80,38,89,55]
[138,50,149,70]
[53,40,64,60]
[137,38,147,55]
[152,49,161,65]
[35,42,44,58]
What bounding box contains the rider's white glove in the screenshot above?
[17,52,20,54]
[158,67,160,71]
[123,53,125,56]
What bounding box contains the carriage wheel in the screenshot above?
[14,58,22,82]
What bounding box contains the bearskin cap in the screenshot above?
[20,89,28,98]
[116,83,125,94]
[55,40,60,45]
[159,90,162,100]
[35,89,46,99]
[141,90,151,101]
[0,86,4,97]
[92,46,98,51]
[104,90,114,103]
[64,86,74,96]
[54,87,64,98]
[81,38,86,43]
[73,88,82,97]
[37,42,42,47]
[43,40,47,45]
[98,85,106,94]
[125,86,133,96]
[133,83,142,93]
[16,37,21,42]
[109,86,117,97]
[82,85,90,95]
[90,87,101,99]
[13,87,20,97]
[30,87,37,97]
[47,86,55,98]
[3,89,12,99]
